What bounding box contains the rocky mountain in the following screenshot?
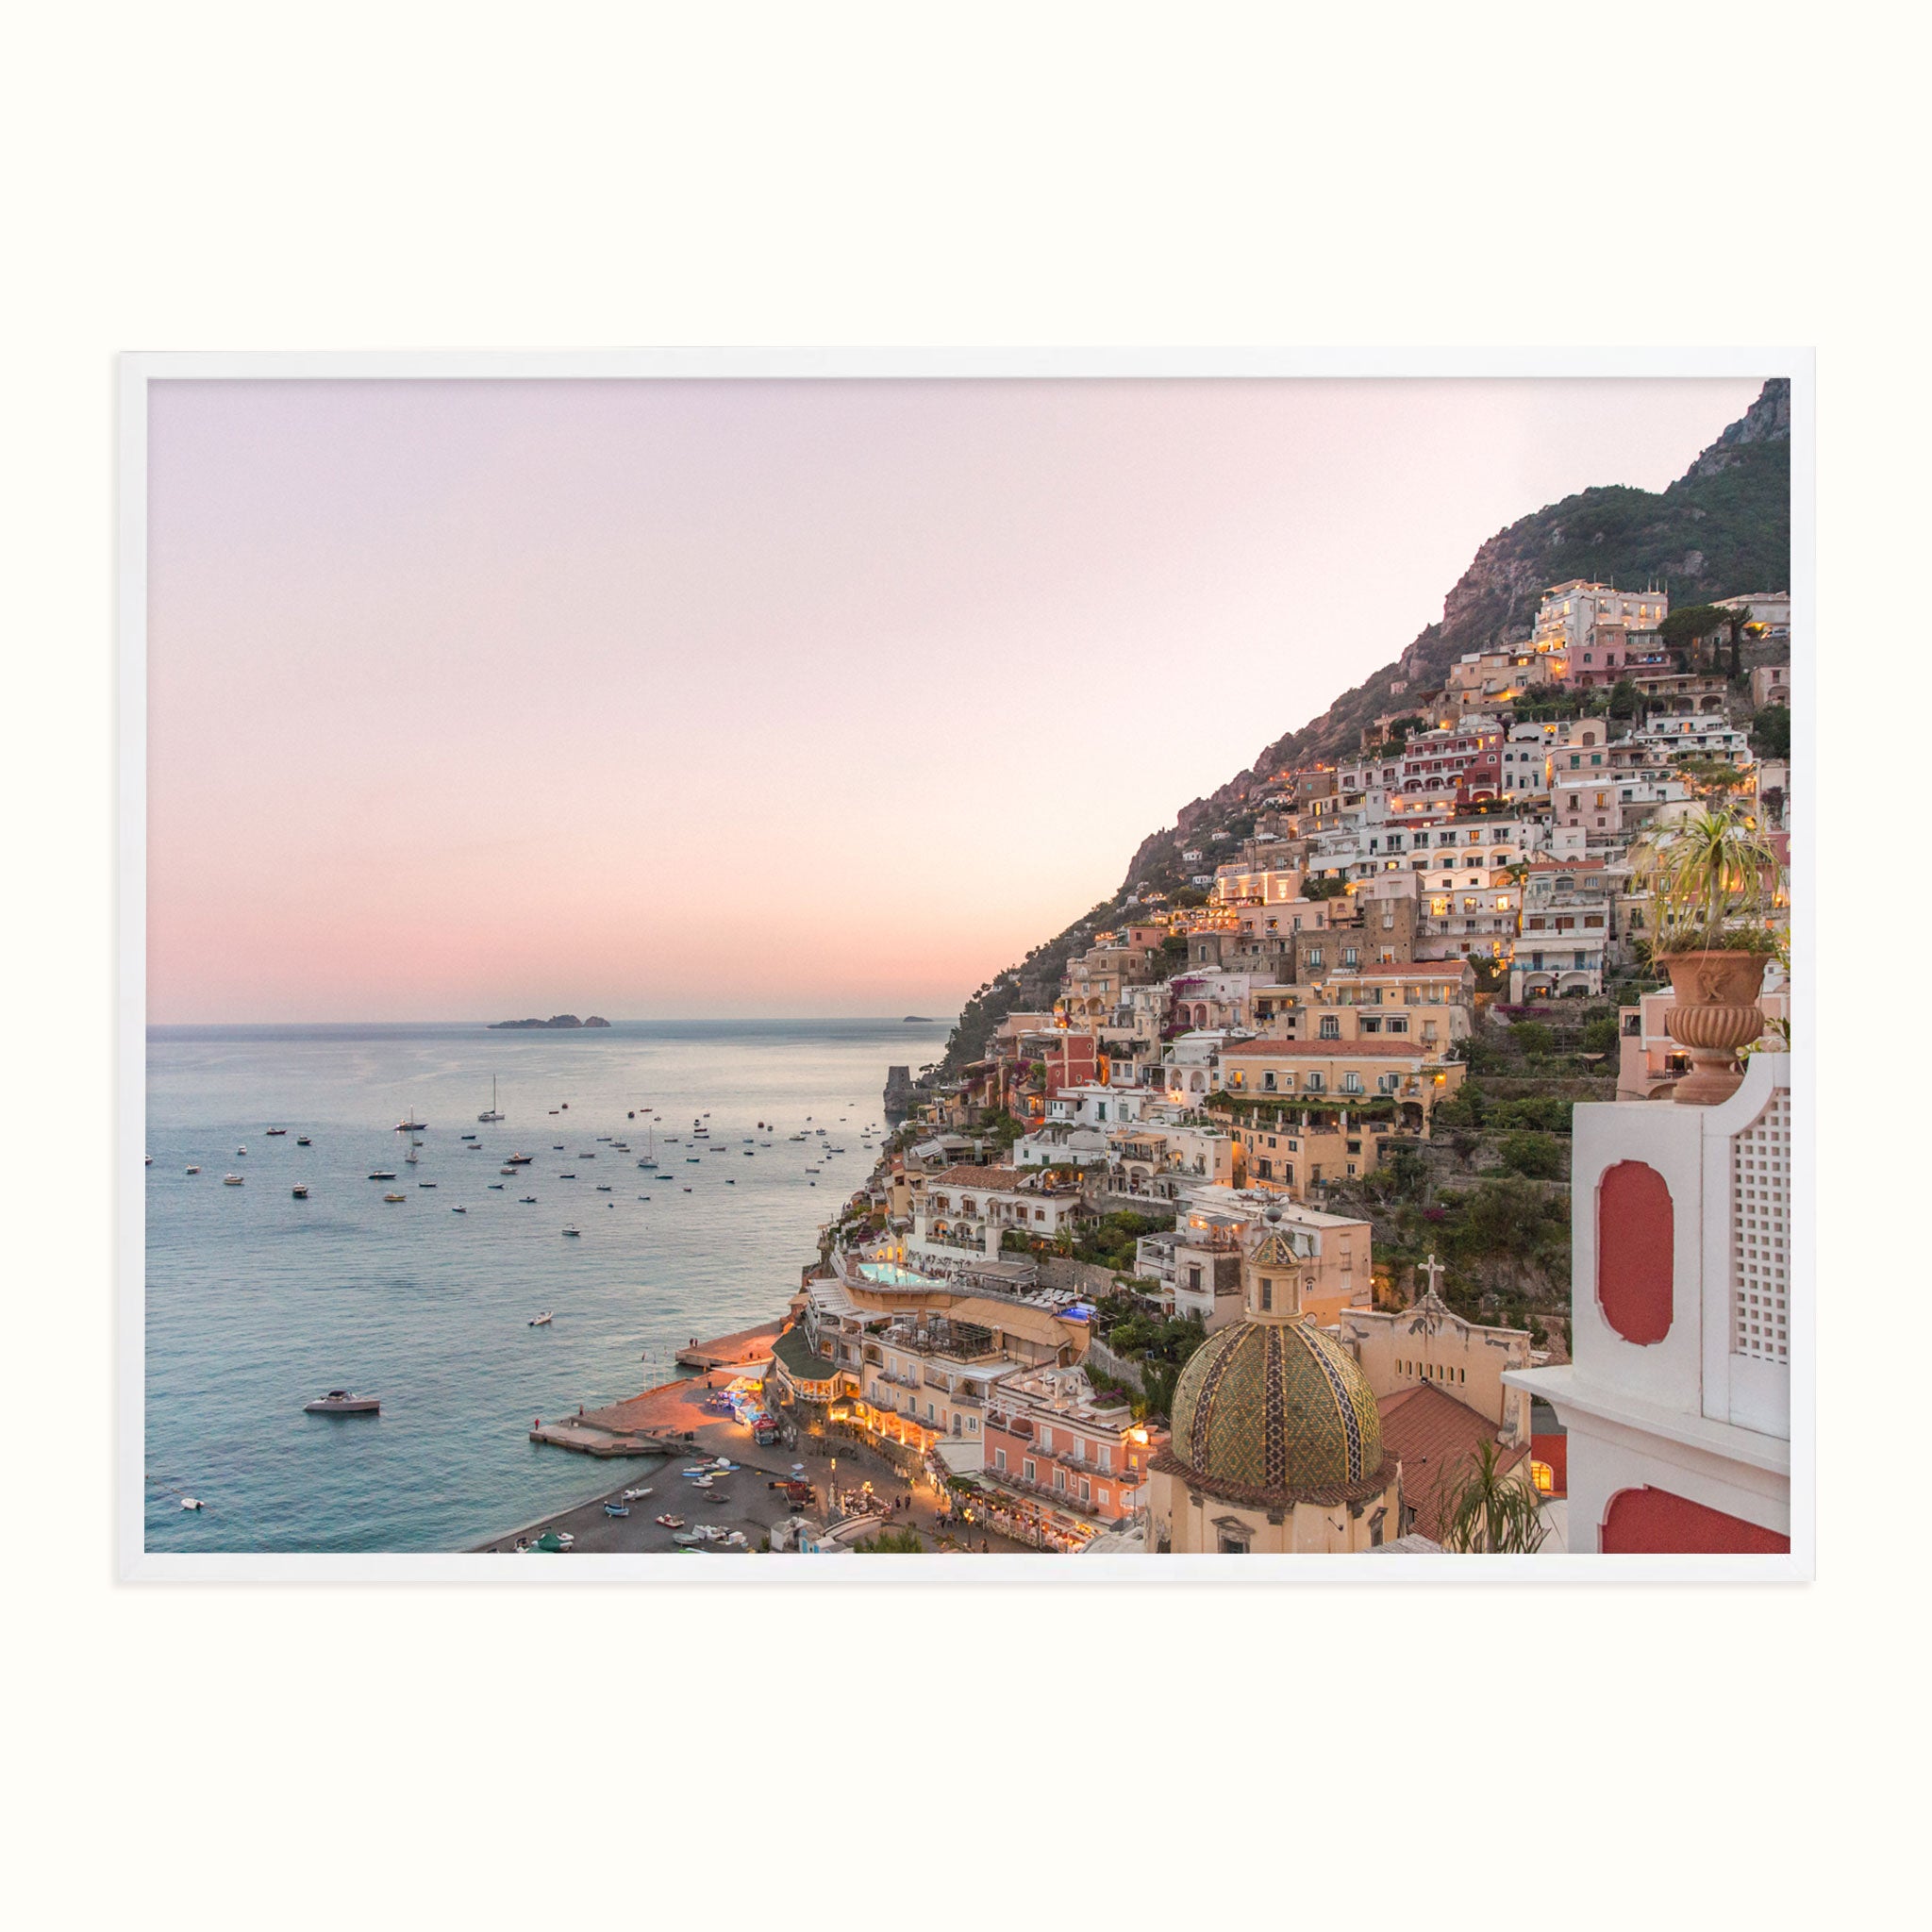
[940,380,1790,1072]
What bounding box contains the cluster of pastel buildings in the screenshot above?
[760,579,1794,1558]
[772,1026,1791,1559]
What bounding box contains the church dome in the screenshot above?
[1159,1316,1390,1507]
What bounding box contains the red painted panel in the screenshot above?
[1601,1486,1789,1555]
[1597,1159,1674,1345]
[1532,1433,1567,1498]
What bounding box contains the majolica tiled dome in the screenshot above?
[1162,1316,1388,1506]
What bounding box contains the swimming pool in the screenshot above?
[858,1259,941,1288]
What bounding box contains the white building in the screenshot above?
[1509,858,1614,999]
[1013,1123,1111,1169]
[1533,580,1670,659]
[1506,1054,1793,1557]
[1633,718,1754,763]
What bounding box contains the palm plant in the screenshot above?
[1436,1441,1548,1554]
[1626,803,1784,956]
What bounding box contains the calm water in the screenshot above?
[144,1018,947,1552]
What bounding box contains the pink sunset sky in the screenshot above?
[145,375,1762,1024]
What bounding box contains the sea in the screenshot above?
[142,1017,948,1553]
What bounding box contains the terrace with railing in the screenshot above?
[880,1316,1004,1365]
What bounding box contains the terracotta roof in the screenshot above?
[1378,1383,1531,1543]
[926,1165,1033,1190]
[1221,1038,1431,1059]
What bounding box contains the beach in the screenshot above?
[477,1321,1043,1556]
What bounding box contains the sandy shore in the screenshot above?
[477,1318,1042,1556]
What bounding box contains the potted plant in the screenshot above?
[1627,804,1785,1105]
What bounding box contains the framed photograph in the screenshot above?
[121,351,1809,1578]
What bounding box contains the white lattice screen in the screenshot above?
[1730,1087,1790,1362]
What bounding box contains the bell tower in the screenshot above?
[1244,1205,1311,1323]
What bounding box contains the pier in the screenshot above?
[672,1319,782,1372]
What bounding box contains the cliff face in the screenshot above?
[1245,377,1790,785]
[941,380,1790,1072]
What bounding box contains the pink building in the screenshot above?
[982,1366,1164,1535]
[1397,723,1502,802]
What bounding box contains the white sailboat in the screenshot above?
[638,1124,658,1171]
[478,1076,504,1124]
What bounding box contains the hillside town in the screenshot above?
[765,582,1795,1558]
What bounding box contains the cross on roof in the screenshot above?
[1422,1253,1445,1299]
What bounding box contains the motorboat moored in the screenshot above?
[223,1173,244,1186]
[528,1311,553,1326]
[291,1184,309,1198]
[560,1226,580,1238]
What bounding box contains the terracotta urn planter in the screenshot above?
[1660,949,1771,1105]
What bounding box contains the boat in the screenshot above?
[603,1501,630,1518]
[507,1153,533,1165]
[621,1486,653,1501]
[236,1146,247,1157]
[367,1170,396,1180]
[528,1311,553,1325]
[223,1173,244,1186]
[686,1157,701,1164]
[186,1165,200,1174]
[304,1390,379,1415]
[558,1172,575,1178]
[656,1513,685,1529]
[145,1155,153,1165]
[478,1077,504,1124]
[180,1497,203,1511]
[296,1137,310,1146]
[560,1226,580,1237]
[519,1195,537,1204]
[639,1126,658,1170]
[725,1177,736,1185]
[553,1144,565,1151]
[742,1148,755,1157]
[395,1116,427,1132]
[595,1184,612,1191]
[451,1205,467,1213]
[682,1186,691,1193]
[500,1167,516,1175]
[383,1192,407,1203]
[488,1182,504,1190]
[417,1180,438,1189]
[405,1149,419,1165]
[527,1529,573,1552]
[291,1184,309,1199]
[265,1127,287,1137]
